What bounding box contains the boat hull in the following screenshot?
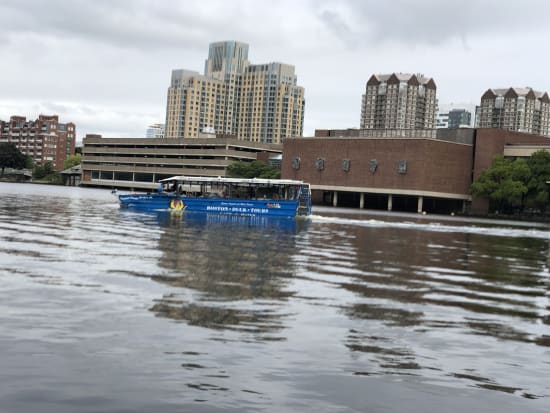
[119,193,304,218]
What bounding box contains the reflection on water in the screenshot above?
[295,214,550,401]
[148,211,304,341]
[151,301,287,338]
[1,183,549,412]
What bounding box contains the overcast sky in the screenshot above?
[1,0,549,142]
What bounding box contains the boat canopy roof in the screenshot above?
[159,176,306,187]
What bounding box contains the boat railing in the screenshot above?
[297,184,312,215]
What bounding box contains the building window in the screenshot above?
[315,158,325,171]
[342,159,351,172]
[398,160,407,174]
[369,159,378,174]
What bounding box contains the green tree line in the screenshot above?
[471,150,550,214]
[226,160,280,179]
[0,142,82,184]
[0,142,30,175]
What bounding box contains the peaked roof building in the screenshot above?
[360,73,437,130]
[477,87,550,136]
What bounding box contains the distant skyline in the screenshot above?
[1,0,550,142]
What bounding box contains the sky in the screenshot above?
[1,0,550,143]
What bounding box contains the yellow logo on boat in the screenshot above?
[170,199,185,210]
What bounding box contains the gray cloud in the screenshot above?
[1,0,224,51]
[315,0,550,47]
[2,0,547,52]
[1,0,550,139]
[0,0,303,52]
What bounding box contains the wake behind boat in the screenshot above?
[118,176,312,218]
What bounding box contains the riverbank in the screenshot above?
[3,180,550,224]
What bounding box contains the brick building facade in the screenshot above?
[282,128,550,214]
[0,115,76,171]
[471,128,550,212]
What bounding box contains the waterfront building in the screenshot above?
[165,41,305,143]
[80,133,282,190]
[436,108,472,129]
[60,164,82,186]
[283,128,550,215]
[360,73,437,130]
[0,114,76,171]
[146,123,165,139]
[477,87,550,136]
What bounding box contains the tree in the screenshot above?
[226,160,281,179]
[525,150,550,211]
[64,154,81,169]
[25,156,34,170]
[0,143,27,176]
[471,155,530,212]
[33,161,55,179]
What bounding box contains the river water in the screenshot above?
[0,182,549,412]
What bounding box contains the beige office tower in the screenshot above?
[204,41,249,134]
[239,63,304,143]
[165,41,305,143]
[360,73,437,129]
[477,87,550,136]
[165,69,227,139]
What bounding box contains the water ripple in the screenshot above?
[1,183,550,410]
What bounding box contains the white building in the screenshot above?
[146,123,165,139]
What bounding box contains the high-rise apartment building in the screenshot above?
[205,41,249,135]
[238,63,305,143]
[165,41,305,143]
[477,87,550,136]
[360,73,437,130]
[0,114,76,171]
